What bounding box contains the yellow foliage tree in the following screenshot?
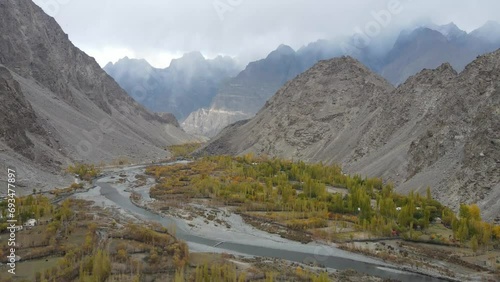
[493,225,500,239]
[469,204,482,221]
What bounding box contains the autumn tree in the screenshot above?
[470,235,479,254]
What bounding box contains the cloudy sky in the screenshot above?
[33,0,500,68]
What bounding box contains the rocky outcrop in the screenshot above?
[201,52,500,220]
[155,112,181,128]
[182,108,251,138]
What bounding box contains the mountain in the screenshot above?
[429,22,467,41]
[200,52,500,221]
[182,44,306,137]
[470,20,500,44]
[104,52,240,120]
[200,57,395,159]
[380,22,500,85]
[0,0,195,192]
[182,22,500,137]
[379,27,459,84]
[181,108,250,138]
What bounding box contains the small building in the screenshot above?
[433,217,442,224]
[24,219,37,227]
[15,225,23,231]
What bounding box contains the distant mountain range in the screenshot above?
[200,51,500,221]
[0,0,195,192]
[183,45,307,137]
[106,22,500,138]
[380,21,500,84]
[187,22,500,137]
[104,52,240,120]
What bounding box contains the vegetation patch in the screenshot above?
[66,163,101,181]
[167,142,203,159]
[144,154,500,278]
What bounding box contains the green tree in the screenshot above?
[470,235,479,254]
[457,219,469,243]
[459,204,471,220]
[92,250,111,282]
[426,187,432,200]
[312,272,330,282]
[174,268,184,282]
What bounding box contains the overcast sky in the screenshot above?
[33,0,500,68]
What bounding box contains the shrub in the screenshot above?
[67,163,101,181]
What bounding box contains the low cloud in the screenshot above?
[33,0,500,67]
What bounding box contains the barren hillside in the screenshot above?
[201,53,500,221]
[0,0,195,192]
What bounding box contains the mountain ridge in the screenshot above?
[104,52,240,120]
[181,21,500,137]
[0,0,195,192]
[200,51,500,220]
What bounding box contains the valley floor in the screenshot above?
[86,160,499,281]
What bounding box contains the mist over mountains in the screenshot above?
[2,1,500,280]
[380,21,500,84]
[104,52,240,120]
[106,21,500,138]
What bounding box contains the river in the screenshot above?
[91,164,448,282]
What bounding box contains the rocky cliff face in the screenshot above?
[0,66,47,161]
[0,0,195,193]
[181,108,250,138]
[401,52,500,221]
[201,52,500,221]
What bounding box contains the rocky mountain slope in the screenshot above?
[181,107,250,138]
[380,23,500,85]
[182,45,307,137]
[182,22,500,137]
[0,0,195,193]
[104,52,240,120]
[201,52,500,221]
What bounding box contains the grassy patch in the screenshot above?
[167,143,203,159]
[8,257,61,281]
